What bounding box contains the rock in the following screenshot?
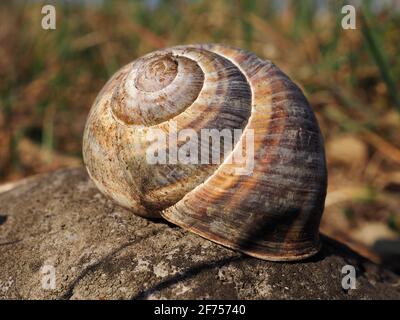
[0,168,399,299]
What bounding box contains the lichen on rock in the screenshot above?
[0,168,399,299]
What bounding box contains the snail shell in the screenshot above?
[83,44,327,261]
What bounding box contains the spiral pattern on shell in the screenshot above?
[83,44,327,261]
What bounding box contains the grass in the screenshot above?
[361,2,400,111]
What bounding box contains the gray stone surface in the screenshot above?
[0,168,399,299]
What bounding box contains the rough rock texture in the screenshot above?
[0,168,399,300]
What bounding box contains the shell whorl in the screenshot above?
[83,44,327,261]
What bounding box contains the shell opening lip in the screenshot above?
[161,209,322,262]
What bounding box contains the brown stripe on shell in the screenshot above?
[161,44,327,261]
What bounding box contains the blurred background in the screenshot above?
[0,0,399,272]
